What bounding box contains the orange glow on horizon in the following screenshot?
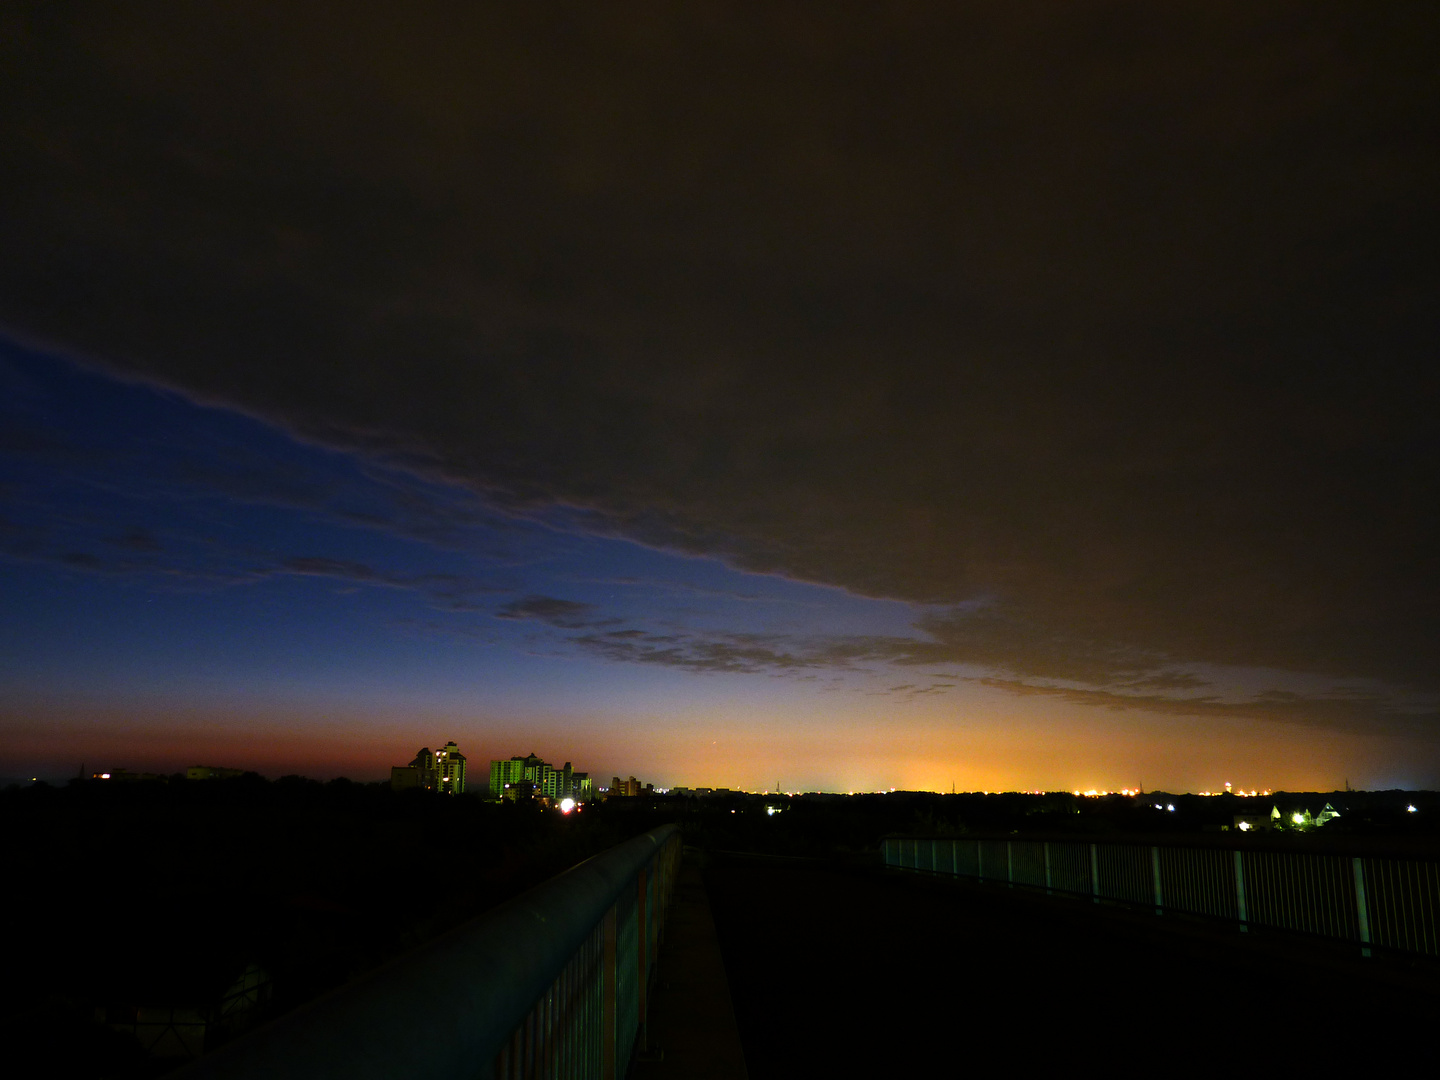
[2,686,1424,793]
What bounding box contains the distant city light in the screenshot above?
[1167,804,1175,812]
[1408,805,1418,813]
[1237,821,1252,831]
[1292,812,1304,825]
[558,798,575,814]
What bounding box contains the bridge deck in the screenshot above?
[632,855,749,1079]
[702,851,1440,1073]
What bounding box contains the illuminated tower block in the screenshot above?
[436,741,466,794]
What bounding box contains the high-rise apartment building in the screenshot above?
[489,753,593,801]
[391,741,466,794]
[488,755,526,798]
[436,741,466,794]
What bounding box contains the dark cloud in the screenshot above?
[553,615,1434,730]
[967,678,1440,736]
[282,556,391,584]
[495,595,608,629]
[2,3,1437,720]
[0,526,500,610]
[108,527,162,552]
[276,556,498,610]
[572,628,816,674]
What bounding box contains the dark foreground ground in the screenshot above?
[702,852,1440,1073]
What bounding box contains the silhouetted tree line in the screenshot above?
[600,788,1440,860]
[0,775,662,1078]
[5,777,1434,1076]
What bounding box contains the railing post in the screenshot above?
[1233,850,1248,933]
[952,839,959,878]
[601,905,617,1080]
[1006,841,1013,888]
[1043,841,1052,895]
[1353,857,1372,958]
[977,840,984,883]
[1089,843,1100,903]
[1151,846,1163,915]
[637,867,649,1050]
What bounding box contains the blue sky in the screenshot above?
[0,341,951,786]
[5,340,1436,791]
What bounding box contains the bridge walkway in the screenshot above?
[632,852,749,1079]
[701,851,1440,1074]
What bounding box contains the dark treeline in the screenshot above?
[6,777,1437,1076]
[2,775,660,1078]
[610,787,1440,860]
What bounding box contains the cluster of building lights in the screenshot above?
[1195,788,1271,797]
[1063,785,1275,799]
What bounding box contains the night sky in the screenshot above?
[2,3,1437,790]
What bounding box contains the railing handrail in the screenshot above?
[884,833,1440,961]
[879,829,1440,858]
[176,823,680,1080]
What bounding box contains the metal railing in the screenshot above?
[883,835,1440,960]
[177,824,681,1080]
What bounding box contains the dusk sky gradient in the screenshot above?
[2,3,1438,790]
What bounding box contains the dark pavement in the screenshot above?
[633,857,749,1080]
[700,852,1440,1075]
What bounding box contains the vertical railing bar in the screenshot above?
[1399,862,1412,953]
[1354,856,1372,957]
[601,903,616,1080]
[638,866,648,1052]
[1379,860,1392,951]
[1427,865,1436,955]
[1393,864,1405,956]
[1234,850,1248,932]
[525,1006,534,1079]
[546,985,555,1080]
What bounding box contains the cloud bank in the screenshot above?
[2,3,1436,726]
